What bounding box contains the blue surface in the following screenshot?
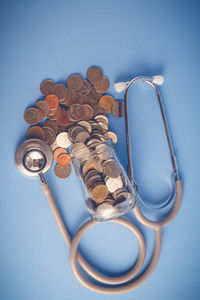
[1,0,200,299]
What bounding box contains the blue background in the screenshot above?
[0,0,200,299]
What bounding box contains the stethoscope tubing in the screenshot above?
[41,179,182,294]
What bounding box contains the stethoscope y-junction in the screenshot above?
[15,75,182,294]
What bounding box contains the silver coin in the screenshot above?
[105,176,123,193]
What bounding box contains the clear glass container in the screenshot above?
[70,140,137,222]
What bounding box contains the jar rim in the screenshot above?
[69,139,114,160]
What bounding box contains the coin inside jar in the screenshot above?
[103,160,121,178]
[105,176,123,193]
[90,184,108,203]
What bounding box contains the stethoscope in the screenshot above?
[15,75,182,294]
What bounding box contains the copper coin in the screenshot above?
[37,108,45,122]
[53,147,67,161]
[89,86,102,102]
[70,91,83,105]
[94,77,109,93]
[50,84,68,103]
[35,101,50,117]
[80,80,91,96]
[90,184,108,203]
[68,104,84,122]
[103,161,121,178]
[45,94,59,110]
[47,105,62,120]
[60,88,72,106]
[24,108,41,125]
[111,101,124,118]
[89,99,107,116]
[54,164,71,179]
[83,104,94,120]
[82,95,90,104]
[43,126,56,145]
[26,126,46,140]
[57,153,71,166]
[99,95,115,114]
[67,74,83,91]
[57,109,74,126]
[40,80,55,96]
[42,120,59,134]
[87,66,103,83]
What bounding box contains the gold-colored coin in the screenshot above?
[99,95,115,114]
[26,126,46,140]
[90,184,108,203]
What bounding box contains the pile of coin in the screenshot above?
[23,66,123,180]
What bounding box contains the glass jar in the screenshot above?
[70,140,136,222]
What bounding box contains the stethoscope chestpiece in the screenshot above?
[15,138,53,177]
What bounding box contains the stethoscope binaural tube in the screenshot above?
[15,75,183,295]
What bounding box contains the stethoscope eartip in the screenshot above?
[152,75,164,85]
[114,82,127,93]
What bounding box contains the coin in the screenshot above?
[96,202,117,215]
[103,160,121,178]
[56,132,72,148]
[80,80,91,95]
[82,95,90,104]
[60,88,72,106]
[43,126,56,145]
[83,104,94,120]
[89,86,102,102]
[68,104,84,122]
[57,109,74,126]
[57,153,71,166]
[105,176,123,193]
[53,147,67,161]
[94,77,109,93]
[42,119,59,134]
[50,84,68,103]
[51,140,59,152]
[104,131,118,144]
[90,184,108,203]
[24,108,41,125]
[99,95,115,114]
[54,164,71,179]
[75,130,90,143]
[35,101,50,117]
[67,74,83,91]
[70,143,90,159]
[112,101,124,118]
[89,99,106,116]
[76,120,92,133]
[70,91,83,105]
[47,105,61,120]
[37,109,45,122]
[45,94,59,111]
[26,126,46,140]
[87,66,103,83]
[40,80,55,96]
